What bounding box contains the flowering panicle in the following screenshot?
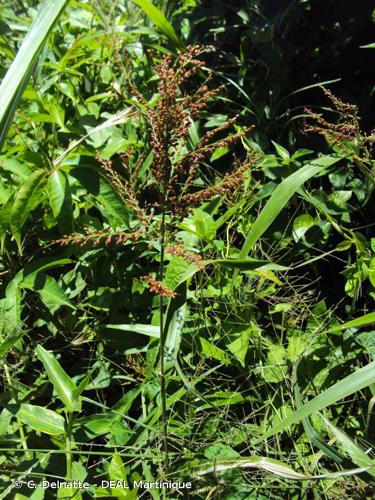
[141,275,176,298]
[166,244,205,270]
[131,45,255,216]
[55,227,144,248]
[304,86,374,161]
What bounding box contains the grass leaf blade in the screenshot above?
[254,360,375,444]
[239,156,340,258]
[0,0,68,151]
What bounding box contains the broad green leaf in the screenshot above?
[53,108,137,166]
[48,170,73,234]
[17,403,65,435]
[292,214,315,241]
[133,0,182,48]
[198,391,247,410]
[357,331,375,358]
[0,157,33,179]
[193,209,216,240]
[205,443,240,460]
[200,337,229,365]
[22,272,74,310]
[57,487,82,500]
[1,279,23,335]
[141,462,159,500]
[70,167,129,227]
[36,345,78,410]
[0,196,13,251]
[0,409,13,436]
[210,145,230,161]
[239,156,340,258]
[72,461,88,482]
[262,344,286,383]
[271,141,290,160]
[112,386,142,415]
[164,256,196,290]
[73,370,94,400]
[10,169,45,252]
[227,328,250,367]
[74,414,116,437]
[0,257,73,335]
[287,336,309,363]
[23,257,73,276]
[0,329,28,356]
[109,454,127,481]
[0,0,68,151]
[254,359,375,444]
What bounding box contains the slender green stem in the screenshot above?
[65,411,74,480]
[159,177,169,474]
[4,362,31,459]
[17,422,29,454]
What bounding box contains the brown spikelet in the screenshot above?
[166,244,205,270]
[141,275,176,298]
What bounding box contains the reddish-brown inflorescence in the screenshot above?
[55,227,144,248]
[141,275,177,298]
[304,86,374,161]
[166,243,205,270]
[180,159,255,208]
[130,45,255,216]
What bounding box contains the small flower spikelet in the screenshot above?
[167,244,205,270]
[55,227,143,248]
[141,275,176,298]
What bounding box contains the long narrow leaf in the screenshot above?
[254,360,375,444]
[104,323,160,338]
[133,0,182,48]
[0,0,68,151]
[325,312,375,334]
[193,458,369,481]
[239,156,340,258]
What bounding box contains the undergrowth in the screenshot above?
[0,1,374,499]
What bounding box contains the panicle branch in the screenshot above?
[55,227,144,248]
[304,86,374,161]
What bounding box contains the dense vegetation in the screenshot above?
[0,1,374,498]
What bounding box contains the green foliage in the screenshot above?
[0,1,374,499]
